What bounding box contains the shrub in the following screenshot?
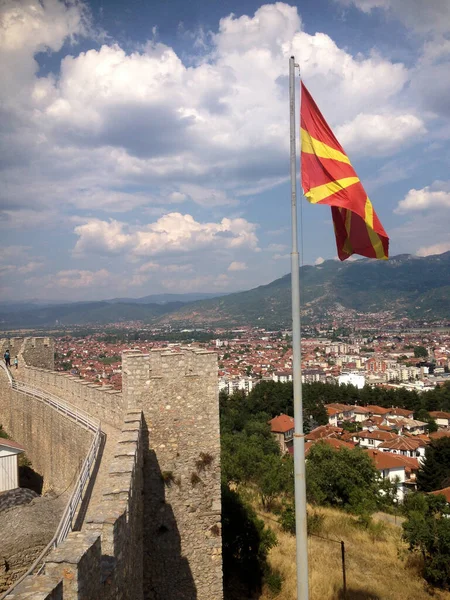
[264,567,283,595]
[161,471,175,486]
[196,452,214,471]
[308,511,325,536]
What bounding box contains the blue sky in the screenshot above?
[1,0,450,301]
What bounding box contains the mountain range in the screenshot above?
[1,252,449,329]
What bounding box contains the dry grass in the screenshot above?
[258,505,450,600]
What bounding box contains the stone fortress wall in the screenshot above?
[0,338,223,600]
[0,338,92,494]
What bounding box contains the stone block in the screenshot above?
[4,575,63,599]
[45,532,101,600]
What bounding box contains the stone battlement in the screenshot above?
[6,410,144,600]
[0,341,223,599]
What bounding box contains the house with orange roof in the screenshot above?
[306,425,343,442]
[429,486,450,503]
[353,429,397,449]
[268,414,294,454]
[429,411,450,428]
[366,449,419,502]
[378,436,428,463]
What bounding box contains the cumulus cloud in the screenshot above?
[395,183,450,213]
[0,0,421,228]
[228,261,247,271]
[336,113,425,157]
[73,212,259,257]
[314,257,325,265]
[417,242,450,257]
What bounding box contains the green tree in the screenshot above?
[403,493,450,589]
[414,346,428,358]
[306,442,380,514]
[415,408,438,433]
[417,438,450,492]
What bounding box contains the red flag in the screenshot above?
[301,82,389,261]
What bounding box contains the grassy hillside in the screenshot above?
[259,505,450,600]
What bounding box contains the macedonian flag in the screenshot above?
[301,82,389,261]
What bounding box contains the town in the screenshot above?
[53,322,450,395]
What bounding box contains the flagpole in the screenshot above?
[289,55,309,600]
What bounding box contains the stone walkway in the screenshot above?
[81,421,121,526]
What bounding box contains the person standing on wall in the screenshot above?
[4,349,11,368]
[14,356,18,369]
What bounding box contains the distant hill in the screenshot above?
[106,292,227,305]
[1,252,449,329]
[155,252,450,328]
[0,301,184,329]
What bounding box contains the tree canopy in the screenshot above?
[306,442,380,514]
[417,438,450,492]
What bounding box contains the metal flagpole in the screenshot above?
[289,55,309,600]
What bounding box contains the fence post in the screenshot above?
[341,540,347,599]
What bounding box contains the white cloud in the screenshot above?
[336,113,425,157]
[0,0,421,230]
[417,242,450,257]
[50,269,113,289]
[335,0,450,33]
[24,268,114,290]
[228,261,247,271]
[314,257,325,265]
[73,219,130,254]
[395,184,450,213]
[73,212,259,257]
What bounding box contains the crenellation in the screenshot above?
[122,347,222,600]
[45,533,102,600]
[0,340,221,599]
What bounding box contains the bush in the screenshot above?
[264,567,283,595]
[308,511,325,536]
[280,504,295,534]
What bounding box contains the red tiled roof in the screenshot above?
[269,414,295,434]
[357,430,397,441]
[378,437,425,451]
[306,425,343,441]
[430,411,450,419]
[364,405,392,415]
[430,430,450,440]
[390,407,414,417]
[366,449,419,471]
[430,487,450,502]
